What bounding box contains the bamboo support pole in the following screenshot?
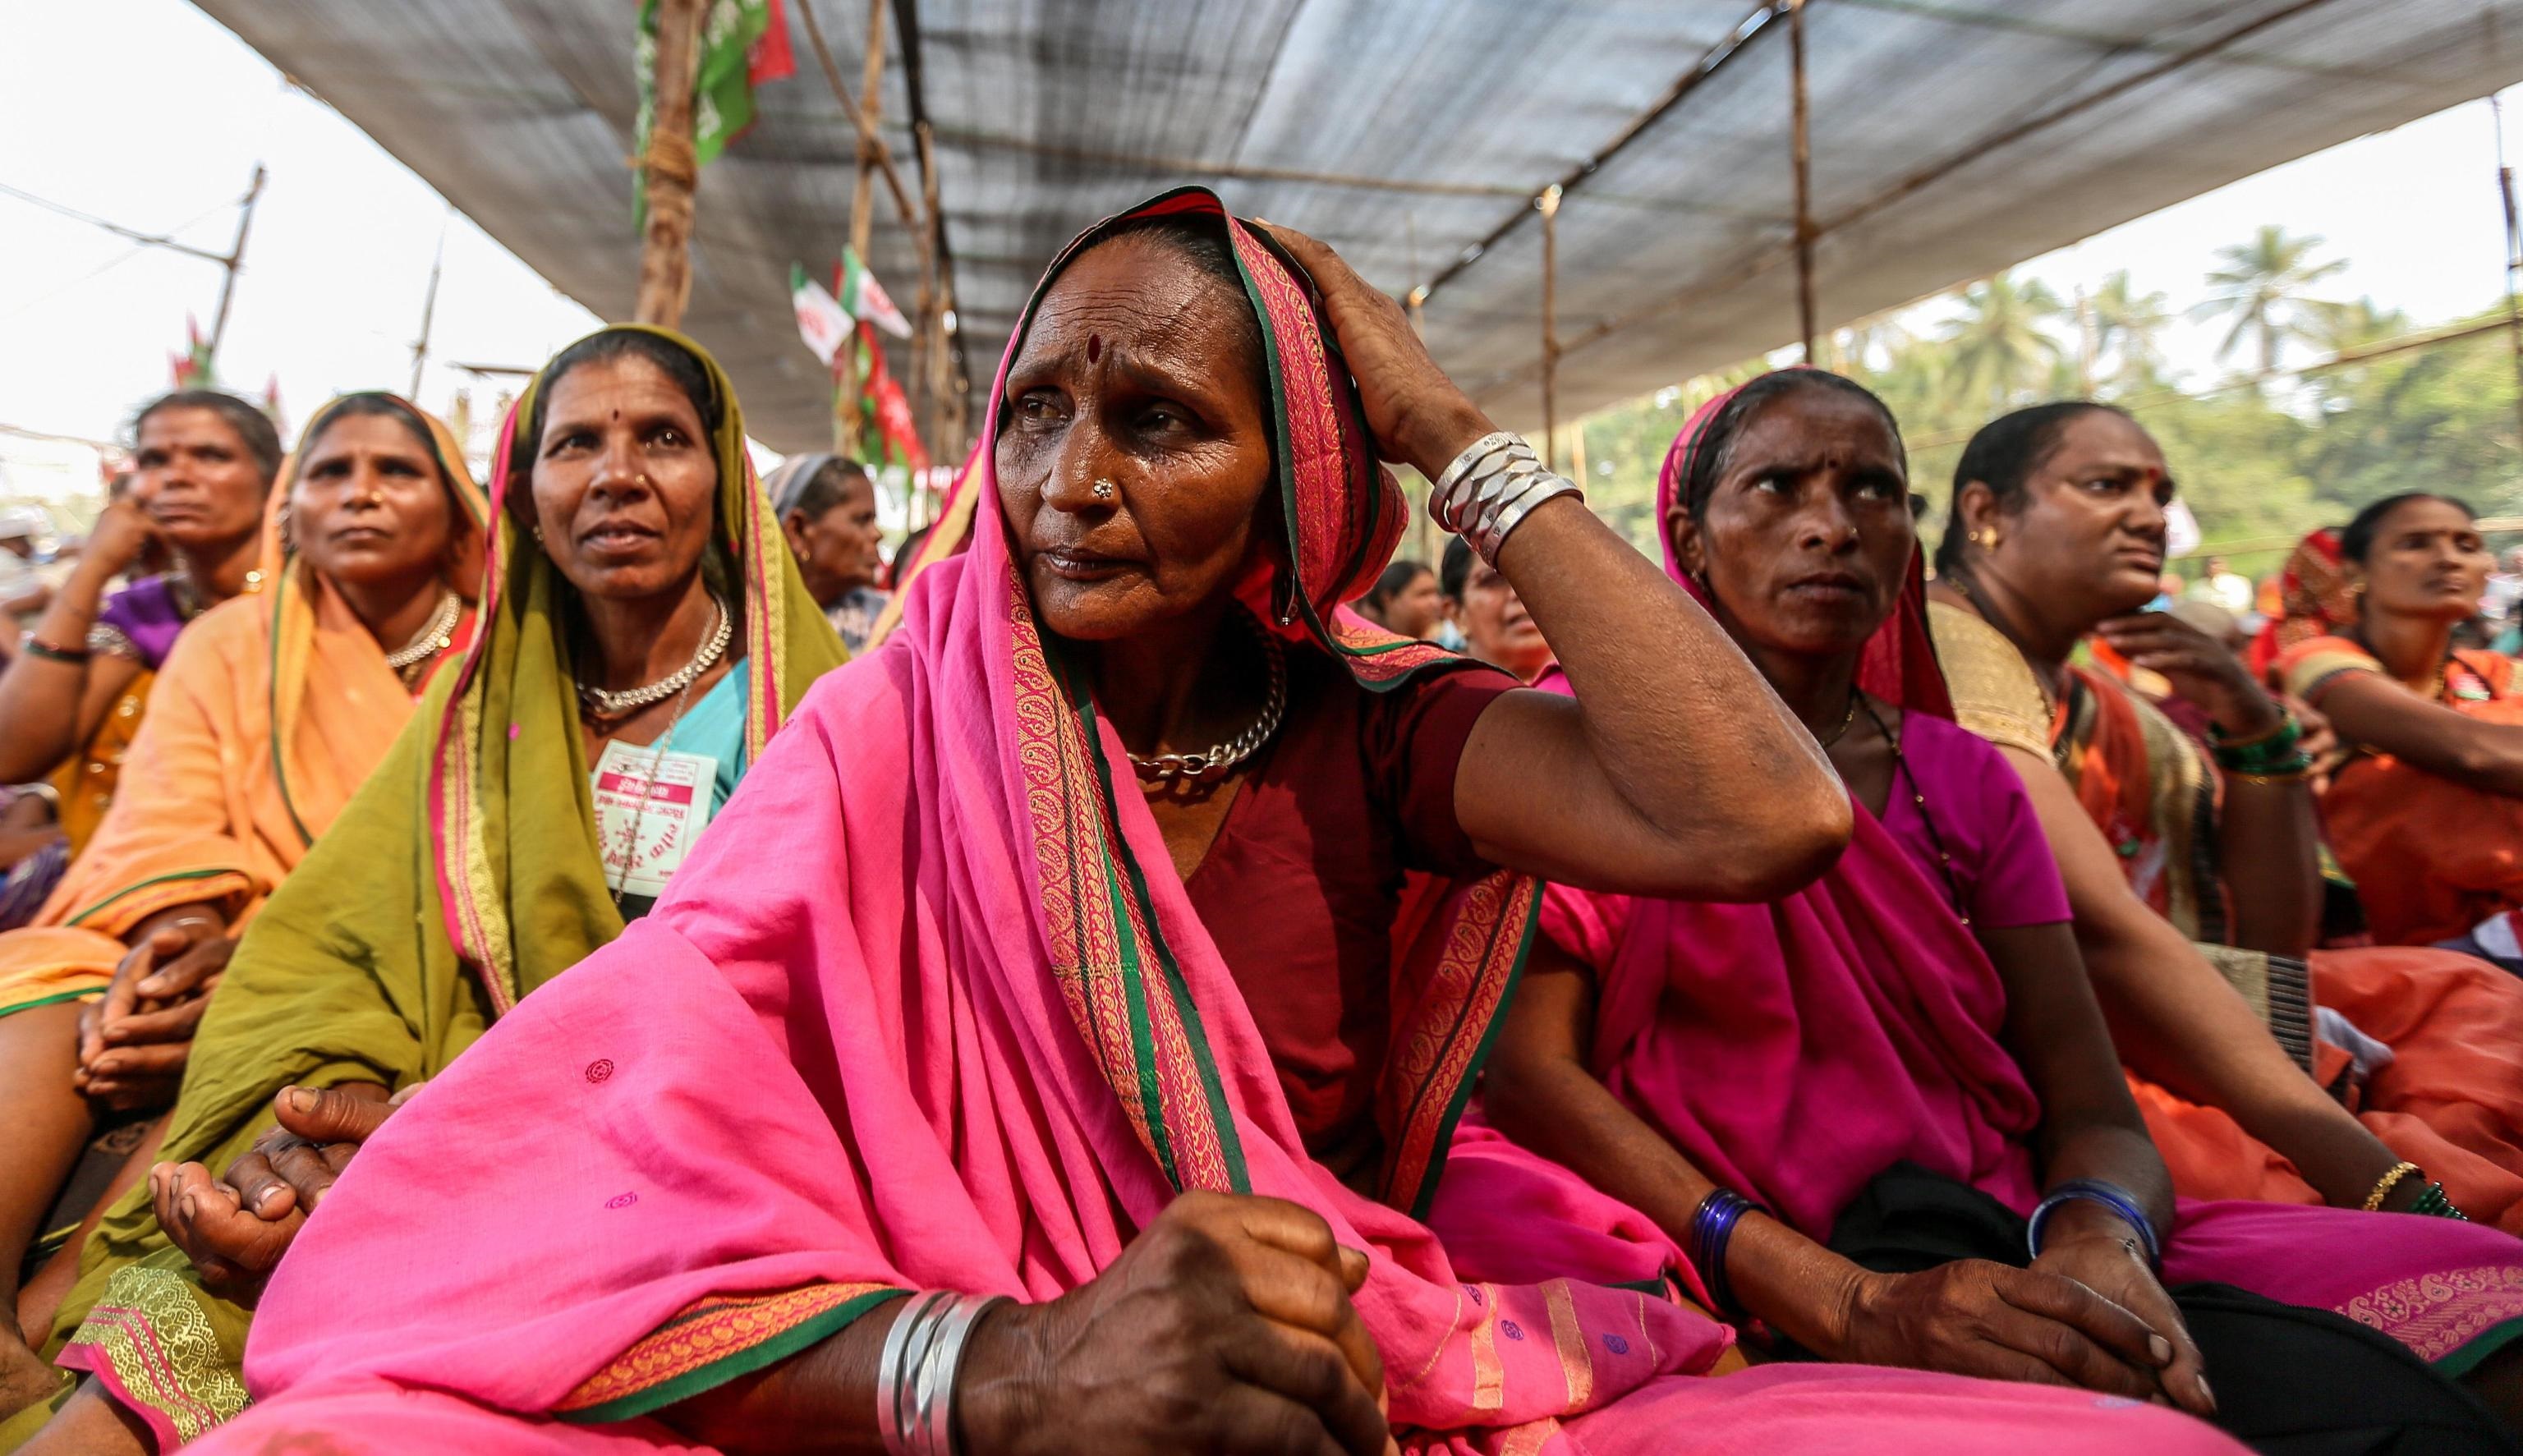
[1538,185,1561,472]
[1788,0,1816,362]
[633,0,704,328]
[830,0,889,456]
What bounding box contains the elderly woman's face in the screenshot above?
[529,353,719,604]
[995,235,1274,641]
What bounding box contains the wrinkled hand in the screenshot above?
[2032,1232,2213,1415]
[2096,612,2280,737]
[75,916,232,1110]
[84,497,161,579]
[958,1190,1390,1456]
[1831,1256,2204,1415]
[1250,221,1491,483]
[154,1083,403,1307]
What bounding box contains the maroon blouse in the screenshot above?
[1186,650,1514,1160]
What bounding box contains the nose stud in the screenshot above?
[1091,479,1115,502]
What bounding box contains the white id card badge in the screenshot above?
[592,738,719,898]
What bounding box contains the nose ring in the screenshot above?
[1091,479,1115,502]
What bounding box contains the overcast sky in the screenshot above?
[5,0,2520,497]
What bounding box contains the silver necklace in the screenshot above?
[577,596,732,718]
[383,588,465,673]
[1127,610,1288,783]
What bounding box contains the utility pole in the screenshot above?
[205,163,268,366]
[410,210,451,400]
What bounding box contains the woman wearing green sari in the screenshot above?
[8,326,846,1454]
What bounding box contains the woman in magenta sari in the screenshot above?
[177,197,2245,1455]
[1440,370,2523,1447]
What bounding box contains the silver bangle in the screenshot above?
[1427,431,1582,565]
[878,1291,1009,1456]
[1432,429,1520,498]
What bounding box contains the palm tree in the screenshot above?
[1940,273,2066,411]
[2195,225,2349,374]
[2084,271,2175,388]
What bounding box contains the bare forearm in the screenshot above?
[2215,779,2321,958]
[659,1297,901,1454]
[2078,916,2393,1206]
[2034,1118,2174,1235]
[1487,1050,1862,1351]
[0,561,117,780]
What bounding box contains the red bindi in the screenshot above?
[1086,333,1101,363]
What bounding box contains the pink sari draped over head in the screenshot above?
[192,218,2255,1456]
[1436,376,2523,1381]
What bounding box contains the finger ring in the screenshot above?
[1091,478,1116,501]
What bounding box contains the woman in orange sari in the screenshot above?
[2267,496,2523,954]
[0,395,485,1424]
[1929,402,2523,1232]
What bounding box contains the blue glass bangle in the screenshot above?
[1684,1188,1768,1322]
[2027,1178,2162,1265]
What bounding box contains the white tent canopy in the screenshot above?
[195,0,2523,451]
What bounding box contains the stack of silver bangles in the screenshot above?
[877,1290,1008,1456]
[1429,429,1583,564]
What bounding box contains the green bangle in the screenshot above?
[18,636,89,664]
[2212,714,2303,771]
[2409,1183,2470,1220]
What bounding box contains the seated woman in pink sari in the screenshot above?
[1441,370,2523,1448]
[179,195,2245,1456]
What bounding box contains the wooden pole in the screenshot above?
[633,0,705,328]
[911,118,944,509]
[409,209,451,399]
[205,163,267,365]
[2494,94,2523,459]
[1538,185,1561,472]
[1788,0,1817,363]
[833,0,889,456]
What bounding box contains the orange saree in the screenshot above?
[2054,651,2523,1230]
[2278,635,2523,948]
[0,400,486,1017]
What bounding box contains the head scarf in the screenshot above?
[2248,528,2351,681]
[760,450,842,520]
[1654,371,1952,718]
[32,398,497,1446]
[428,324,848,1012]
[1451,373,2038,1273]
[213,191,1727,1443]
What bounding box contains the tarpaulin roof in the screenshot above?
[195,0,2523,452]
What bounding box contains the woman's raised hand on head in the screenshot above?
[957,1190,1390,1456]
[1252,222,1491,483]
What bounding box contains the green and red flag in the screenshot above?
[841,246,912,338]
[634,0,795,226]
[170,316,214,388]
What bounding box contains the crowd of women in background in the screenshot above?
[2,189,2523,1455]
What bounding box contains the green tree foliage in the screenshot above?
[2194,225,2351,374]
[1565,236,2521,578]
